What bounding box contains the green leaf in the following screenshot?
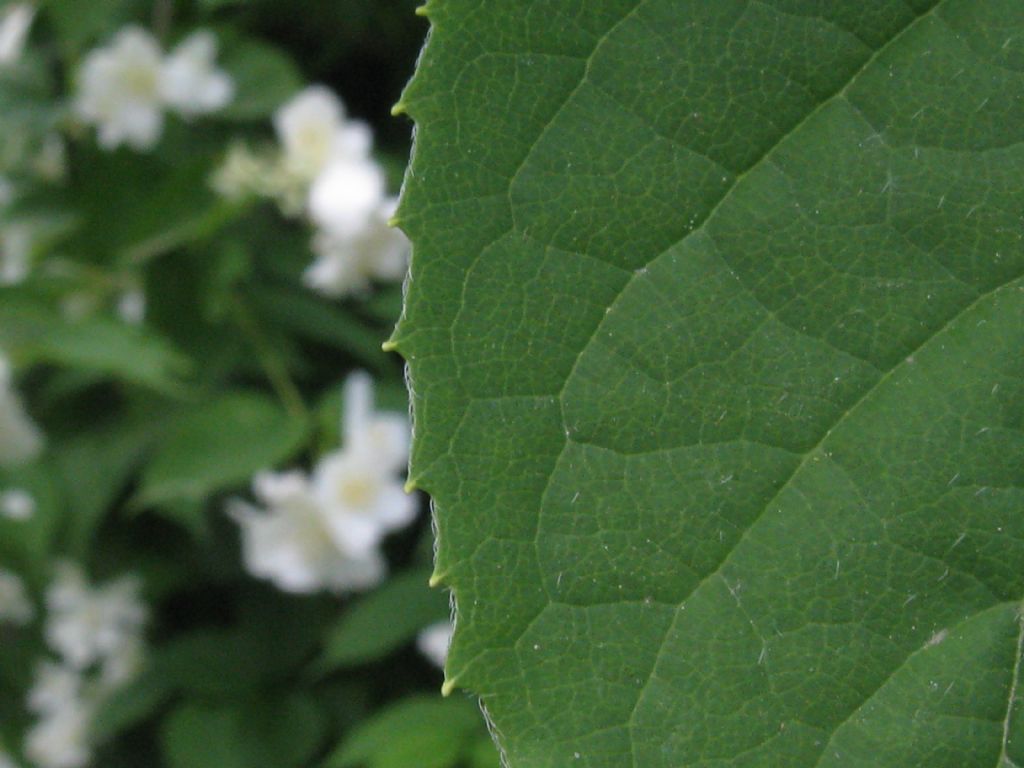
[326,695,483,768]
[151,630,276,698]
[162,704,247,768]
[150,598,329,697]
[393,1,1024,765]
[0,462,62,577]
[43,0,137,55]
[53,412,160,555]
[136,391,309,511]
[65,151,228,265]
[318,568,449,672]
[217,37,303,121]
[0,295,191,393]
[246,284,394,375]
[161,697,326,768]
[245,694,327,768]
[92,668,173,743]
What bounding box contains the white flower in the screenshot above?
[312,449,414,556]
[24,697,92,768]
[44,562,147,670]
[307,157,386,239]
[27,662,81,715]
[98,634,144,689]
[59,291,98,321]
[34,133,68,181]
[116,288,146,325]
[26,566,146,768]
[341,370,409,472]
[304,197,409,297]
[0,487,35,519]
[0,353,44,467]
[229,470,386,594]
[228,374,411,595]
[1,222,34,285]
[0,567,33,625]
[274,86,371,182]
[74,26,165,151]
[417,620,453,669]
[211,142,266,200]
[310,373,413,555]
[159,30,233,117]
[0,3,34,65]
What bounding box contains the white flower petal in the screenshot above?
[0,4,35,65]
[417,621,453,670]
[308,158,385,238]
[160,30,233,117]
[27,662,81,715]
[24,697,92,768]
[43,562,146,670]
[342,371,374,444]
[274,85,346,180]
[0,352,44,467]
[372,483,417,529]
[0,487,35,519]
[0,567,33,625]
[230,471,386,594]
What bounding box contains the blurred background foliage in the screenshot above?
[0,1,499,767]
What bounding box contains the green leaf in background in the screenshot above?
[91,668,174,744]
[161,695,326,768]
[318,568,449,672]
[0,462,62,577]
[245,694,328,768]
[247,284,394,375]
[161,703,247,768]
[66,151,229,265]
[54,412,160,554]
[393,0,1024,765]
[42,0,139,56]
[216,37,303,121]
[135,391,309,514]
[0,295,191,393]
[327,695,484,768]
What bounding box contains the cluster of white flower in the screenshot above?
[74,26,233,151]
[229,372,414,594]
[24,562,147,768]
[0,351,43,468]
[212,86,408,298]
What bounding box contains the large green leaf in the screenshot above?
[392,1,1024,765]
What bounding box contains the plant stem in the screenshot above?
[229,294,308,421]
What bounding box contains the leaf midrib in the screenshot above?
[998,611,1024,768]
